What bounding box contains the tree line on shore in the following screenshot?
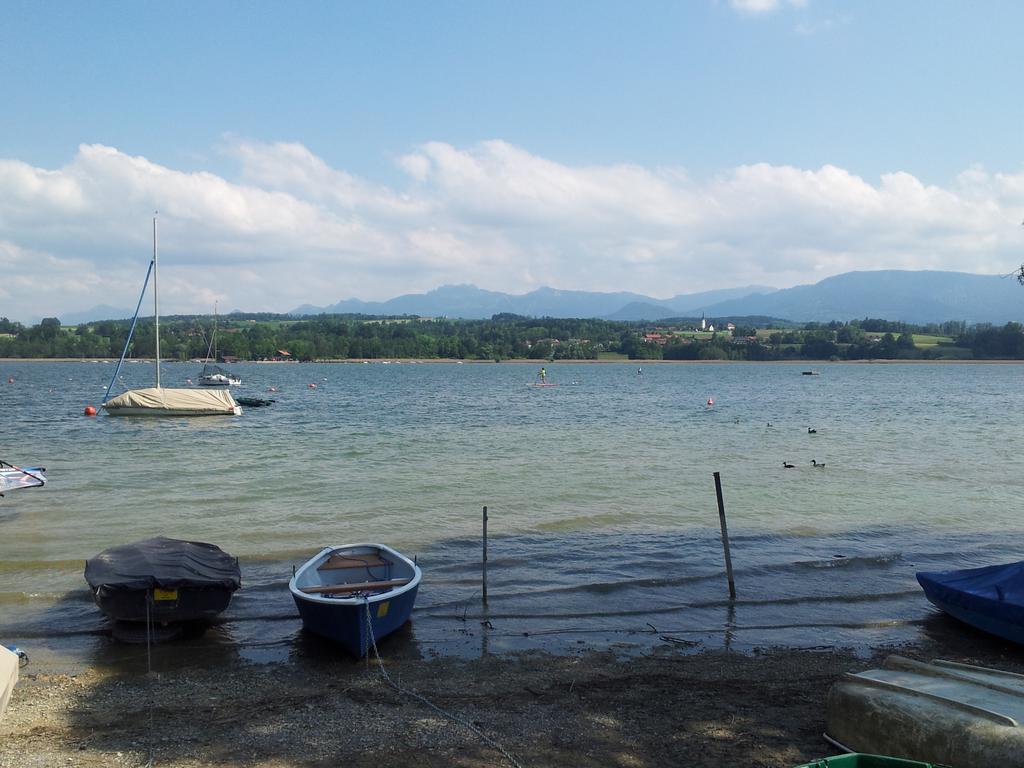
[1,313,1023,361]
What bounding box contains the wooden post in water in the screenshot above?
[713,472,737,600]
[482,505,489,606]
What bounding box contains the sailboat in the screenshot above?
[102,217,241,416]
[198,303,241,387]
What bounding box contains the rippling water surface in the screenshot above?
[2,360,1023,668]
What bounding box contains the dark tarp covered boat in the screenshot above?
[917,560,1024,644]
[235,397,275,408]
[85,537,241,625]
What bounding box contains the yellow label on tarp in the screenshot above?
[153,588,178,602]
[377,601,390,618]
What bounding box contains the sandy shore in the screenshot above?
[3,357,1023,364]
[4,627,1023,768]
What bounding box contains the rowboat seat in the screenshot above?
[318,553,391,571]
[300,578,411,595]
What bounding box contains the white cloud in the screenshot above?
[794,15,849,36]
[0,139,1023,323]
[729,0,807,15]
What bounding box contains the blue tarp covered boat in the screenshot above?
[289,543,421,657]
[916,561,1024,644]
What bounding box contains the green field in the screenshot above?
[911,334,954,347]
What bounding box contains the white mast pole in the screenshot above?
[153,214,161,388]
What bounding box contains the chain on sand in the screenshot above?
[363,599,525,768]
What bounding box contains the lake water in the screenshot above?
[2,359,1023,670]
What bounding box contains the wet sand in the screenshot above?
[3,625,1023,768]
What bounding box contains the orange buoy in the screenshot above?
[707,397,714,406]
[84,405,97,416]
[308,382,317,389]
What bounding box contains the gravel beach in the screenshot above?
[4,624,1023,768]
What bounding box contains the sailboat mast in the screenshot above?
[153,215,161,388]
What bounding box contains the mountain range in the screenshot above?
[46,270,1024,326]
[290,284,773,322]
[291,270,1024,325]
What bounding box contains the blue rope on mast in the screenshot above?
[102,259,155,404]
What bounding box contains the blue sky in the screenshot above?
[2,0,1023,321]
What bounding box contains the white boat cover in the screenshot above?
[103,387,241,416]
[0,646,18,721]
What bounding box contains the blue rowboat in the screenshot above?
[916,560,1024,644]
[289,543,421,657]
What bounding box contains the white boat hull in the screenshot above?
[0,646,19,721]
[199,378,240,386]
[827,656,1024,767]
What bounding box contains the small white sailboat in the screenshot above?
[198,364,241,387]
[197,302,241,387]
[102,217,241,417]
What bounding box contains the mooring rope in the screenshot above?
[144,595,154,768]
[103,258,154,404]
[363,599,525,768]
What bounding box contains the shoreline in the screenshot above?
[3,357,1024,365]
[3,627,1023,768]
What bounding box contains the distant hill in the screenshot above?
[58,305,133,325]
[290,272,1024,325]
[53,270,1024,329]
[605,286,777,320]
[293,284,775,321]
[693,270,1024,325]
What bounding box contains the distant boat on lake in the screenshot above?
[198,364,241,387]
[802,370,820,375]
[197,303,241,387]
[235,396,275,408]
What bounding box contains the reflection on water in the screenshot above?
[2,361,1024,669]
